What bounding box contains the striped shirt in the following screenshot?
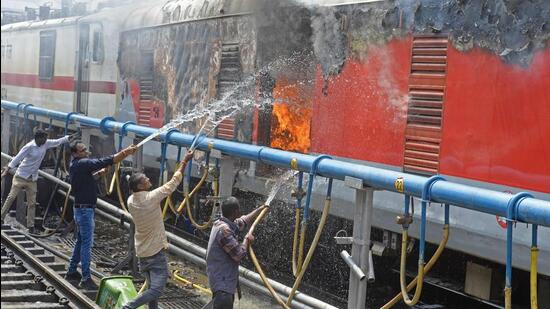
[206,213,254,294]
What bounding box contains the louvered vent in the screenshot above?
[403,35,448,175]
[138,50,154,127]
[216,43,241,140]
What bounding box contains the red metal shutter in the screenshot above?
[215,43,240,140]
[403,35,449,175]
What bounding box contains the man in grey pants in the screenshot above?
[1,129,72,232]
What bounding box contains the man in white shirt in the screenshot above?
[1,129,73,232]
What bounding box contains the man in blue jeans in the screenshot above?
[64,141,137,290]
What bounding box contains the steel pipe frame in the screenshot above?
[2,99,549,228]
[0,152,335,309]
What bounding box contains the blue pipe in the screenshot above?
[159,142,168,186]
[506,192,533,288]
[176,146,182,162]
[159,129,179,186]
[303,155,332,222]
[64,112,79,136]
[403,195,412,229]
[326,178,333,198]
[2,100,549,227]
[118,121,136,151]
[23,104,34,121]
[444,203,450,225]
[296,172,304,209]
[419,176,445,262]
[532,224,538,248]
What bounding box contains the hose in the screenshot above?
[531,246,538,309]
[398,230,425,305]
[286,196,332,306]
[30,186,72,238]
[138,279,148,295]
[291,208,301,276]
[248,207,290,309]
[291,172,304,277]
[172,270,212,295]
[380,224,449,309]
[530,224,538,309]
[296,222,306,276]
[102,163,129,213]
[175,167,209,214]
[505,287,512,309]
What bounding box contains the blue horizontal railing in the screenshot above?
[2,100,549,227]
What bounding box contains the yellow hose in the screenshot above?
[380,224,449,309]
[185,168,219,229]
[138,279,148,294]
[102,163,129,213]
[248,207,290,309]
[162,162,183,219]
[162,195,180,218]
[505,286,512,309]
[296,223,307,276]
[398,229,424,306]
[531,246,538,309]
[286,198,332,306]
[175,167,209,213]
[291,209,301,276]
[173,270,212,295]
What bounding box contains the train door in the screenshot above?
[76,22,106,116]
[76,23,90,114]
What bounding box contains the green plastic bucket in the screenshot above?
[95,276,144,309]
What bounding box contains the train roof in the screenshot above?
[1,16,80,31]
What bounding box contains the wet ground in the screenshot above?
[5,210,283,309]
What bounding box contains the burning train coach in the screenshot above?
[2,0,550,307]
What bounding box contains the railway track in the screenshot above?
[1,223,209,309]
[1,225,99,309]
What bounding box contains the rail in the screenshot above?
[1,230,101,308]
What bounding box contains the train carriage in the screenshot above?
[2,0,550,307]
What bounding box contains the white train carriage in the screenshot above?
[1,2,164,119]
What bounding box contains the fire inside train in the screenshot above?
[1,0,549,308]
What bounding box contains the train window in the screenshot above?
[92,30,104,63]
[39,31,56,80]
[6,45,12,59]
[1,45,13,60]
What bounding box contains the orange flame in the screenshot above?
[270,80,312,153]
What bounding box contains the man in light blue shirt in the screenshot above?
[1,129,72,232]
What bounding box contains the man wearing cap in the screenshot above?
[1,129,75,233]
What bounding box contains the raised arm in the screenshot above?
[148,151,194,201]
[44,136,70,149]
[113,144,138,164]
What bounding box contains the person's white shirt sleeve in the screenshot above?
[7,144,31,170]
[44,136,70,148]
